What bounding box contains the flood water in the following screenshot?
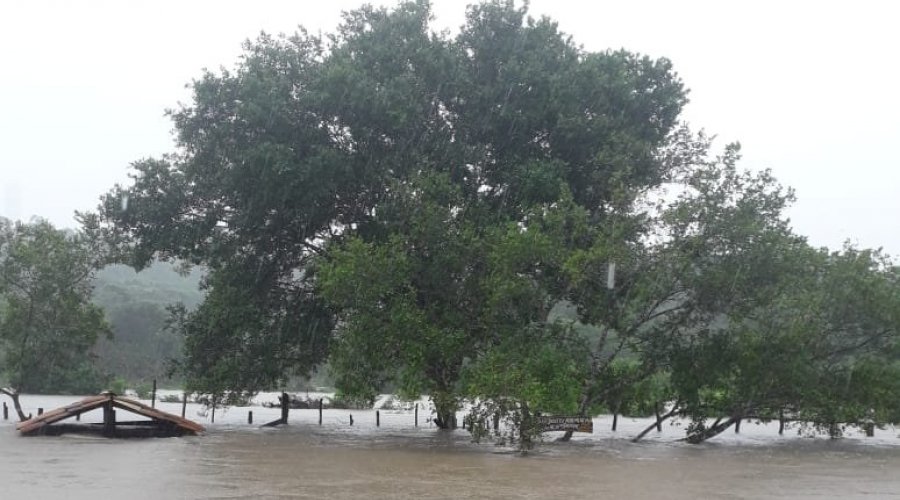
[2,395,899,499]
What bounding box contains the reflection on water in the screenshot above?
[0,395,898,499]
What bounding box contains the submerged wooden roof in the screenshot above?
[16,392,205,436]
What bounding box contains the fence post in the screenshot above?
[248,411,253,425]
[181,392,188,418]
[318,398,323,425]
[350,414,354,426]
[414,403,418,427]
[151,379,157,408]
[2,402,7,420]
[37,408,43,416]
[280,392,289,424]
[376,410,380,427]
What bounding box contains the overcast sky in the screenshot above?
[1,0,897,257]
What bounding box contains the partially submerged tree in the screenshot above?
[93,0,687,421]
[666,245,900,443]
[463,327,585,449]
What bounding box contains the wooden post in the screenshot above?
[734,417,741,434]
[414,403,418,427]
[181,392,188,418]
[778,409,785,435]
[107,409,116,436]
[318,398,323,425]
[103,402,115,436]
[376,410,380,427]
[151,379,157,408]
[654,402,663,432]
[2,402,7,420]
[248,411,253,425]
[280,392,289,424]
[211,398,216,424]
[612,412,618,431]
[76,412,80,422]
[37,408,43,416]
[493,411,500,432]
[349,414,354,426]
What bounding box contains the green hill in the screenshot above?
[91,261,204,385]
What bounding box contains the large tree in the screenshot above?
[93,0,687,419]
[0,218,109,394]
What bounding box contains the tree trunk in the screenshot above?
[432,393,457,430]
[654,402,663,432]
[558,391,591,442]
[685,416,739,444]
[633,405,680,443]
[433,411,456,429]
[518,401,533,451]
[1,388,29,421]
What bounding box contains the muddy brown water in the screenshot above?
[1,395,899,499]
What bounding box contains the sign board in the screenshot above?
[538,416,593,433]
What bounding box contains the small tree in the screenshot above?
[0,218,109,394]
[463,326,585,451]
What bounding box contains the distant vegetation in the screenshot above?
[91,261,204,386]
